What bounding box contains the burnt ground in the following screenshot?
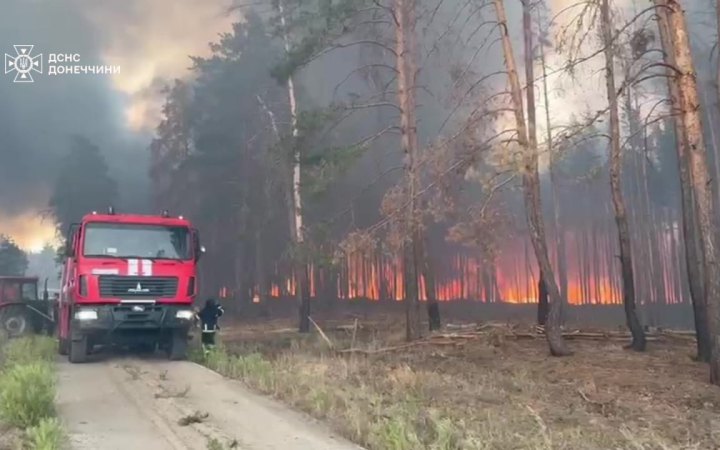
[215,313,720,450]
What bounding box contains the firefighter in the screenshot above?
[197,298,224,353]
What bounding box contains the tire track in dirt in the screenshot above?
[56,354,363,450]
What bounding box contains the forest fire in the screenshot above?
[263,255,618,304]
[255,225,685,306]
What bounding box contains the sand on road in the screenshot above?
[56,354,363,450]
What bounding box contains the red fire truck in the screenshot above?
[58,208,203,363]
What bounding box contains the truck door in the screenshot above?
[59,223,79,339]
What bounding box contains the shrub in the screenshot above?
[25,417,64,450]
[0,362,55,428]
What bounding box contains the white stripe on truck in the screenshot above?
[141,259,153,276]
[128,259,139,276]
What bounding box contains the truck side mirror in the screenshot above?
[42,278,49,301]
[192,229,203,261]
[65,223,79,257]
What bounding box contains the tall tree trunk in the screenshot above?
[278,1,309,333]
[256,75,308,332]
[625,91,651,319]
[717,0,720,110]
[705,108,720,212]
[524,1,549,324]
[656,0,710,361]
[537,269,549,325]
[600,0,646,350]
[539,17,568,316]
[396,0,422,341]
[422,237,441,331]
[497,0,570,355]
[662,0,720,380]
[255,228,269,317]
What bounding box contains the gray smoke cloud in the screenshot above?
[0,0,236,248]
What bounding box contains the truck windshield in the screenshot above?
[83,223,192,260]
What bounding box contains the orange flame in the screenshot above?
[254,227,684,305]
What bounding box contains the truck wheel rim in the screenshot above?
[5,316,26,335]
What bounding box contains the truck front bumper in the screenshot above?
[72,304,194,334]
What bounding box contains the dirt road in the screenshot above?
[56,354,363,450]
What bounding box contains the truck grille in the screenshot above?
[98,276,178,298]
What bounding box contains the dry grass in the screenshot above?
[202,317,720,450]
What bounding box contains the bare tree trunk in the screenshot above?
[717,0,720,110]
[537,269,549,325]
[396,0,422,341]
[539,18,568,316]
[592,221,601,302]
[600,0,646,350]
[497,0,570,355]
[662,0,720,380]
[524,1,549,325]
[278,1,309,333]
[256,72,308,332]
[255,228,270,317]
[706,108,720,211]
[422,238,441,331]
[657,0,710,360]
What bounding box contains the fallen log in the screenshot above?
[338,340,463,355]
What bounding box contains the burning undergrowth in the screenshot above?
[198,317,719,450]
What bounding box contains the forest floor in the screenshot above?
[212,314,720,450]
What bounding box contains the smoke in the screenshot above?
[74,0,237,132]
[0,0,236,250]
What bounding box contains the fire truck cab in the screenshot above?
[58,208,203,363]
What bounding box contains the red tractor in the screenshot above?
[58,208,203,363]
[0,276,55,337]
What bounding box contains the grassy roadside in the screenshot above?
[0,336,63,450]
[193,320,720,450]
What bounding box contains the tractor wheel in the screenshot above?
[0,307,28,338]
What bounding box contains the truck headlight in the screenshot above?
[74,309,98,321]
[176,310,194,320]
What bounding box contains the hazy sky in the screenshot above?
[0,0,237,250]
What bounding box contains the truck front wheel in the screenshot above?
[168,330,188,361]
[58,338,68,355]
[68,324,89,364]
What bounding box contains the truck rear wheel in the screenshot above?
[168,330,188,361]
[69,333,89,364]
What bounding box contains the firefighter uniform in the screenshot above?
[197,298,224,352]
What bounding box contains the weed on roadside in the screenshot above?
[206,437,223,450]
[24,417,64,450]
[203,347,275,391]
[206,436,239,450]
[2,337,56,366]
[0,362,55,428]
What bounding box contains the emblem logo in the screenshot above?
[4,45,43,83]
[128,283,150,294]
